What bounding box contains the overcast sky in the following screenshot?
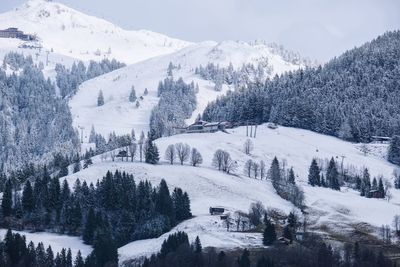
[1,0,400,62]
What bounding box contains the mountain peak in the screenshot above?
[0,0,191,64]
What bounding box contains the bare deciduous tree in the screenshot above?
[128,143,137,162]
[175,143,190,165]
[252,162,260,179]
[393,215,400,234]
[212,149,225,171]
[244,159,253,177]
[165,144,176,164]
[222,151,237,174]
[138,131,145,162]
[249,201,265,227]
[243,139,254,155]
[110,150,116,162]
[260,160,266,180]
[190,148,203,167]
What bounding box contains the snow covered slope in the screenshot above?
[70,41,304,138]
[0,229,92,258]
[62,124,399,263]
[0,0,191,64]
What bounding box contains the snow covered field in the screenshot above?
[0,229,92,258]
[61,124,399,264]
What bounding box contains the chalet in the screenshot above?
[0,28,36,41]
[175,120,228,134]
[209,207,225,215]
[369,189,383,198]
[371,136,391,144]
[116,150,128,158]
[267,122,278,129]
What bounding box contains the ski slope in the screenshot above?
[62,124,399,264]
[69,41,304,139]
[0,0,191,64]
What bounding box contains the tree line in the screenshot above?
[55,58,125,99]
[140,231,391,267]
[202,30,400,143]
[1,169,192,251]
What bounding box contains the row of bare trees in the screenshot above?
[164,143,203,166]
[212,149,238,174]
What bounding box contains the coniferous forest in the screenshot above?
[0,169,192,252]
[0,53,80,173]
[202,31,400,142]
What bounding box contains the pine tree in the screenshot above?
[45,246,54,266]
[91,222,118,267]
[2,179,13,217]
[288,167,296,184]
[268,157,281,185]
[97,90,104,106]
[74,251,85,267]
[145,131,159,164]
[378,178,385,198]
[263,219,276,245]
[388,135,400,166]
[129,86,137,102]
[83,207,96,244]
[22,180,35,213]
[283,225,293,242]
[308,159,320,186]
[237,249,251,267]
[156,179,175,225]
[326,157,340,190]
[194,236,202,253]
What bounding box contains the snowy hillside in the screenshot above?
[62,124,399,263]
[0,0,191,64]
[70,41,304,138]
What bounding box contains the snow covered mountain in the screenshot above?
[70,40,305,138]
[0,0,191,64]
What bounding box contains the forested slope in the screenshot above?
[203,30,400,142]
[0,54,79,172]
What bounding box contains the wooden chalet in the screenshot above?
[209,207,225,215]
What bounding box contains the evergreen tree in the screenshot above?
[97,90,104,106]
[378,178,385,198]
[237,249,251,267]
[145,131,160,164]
[288,167,296,185]
[74,250,85,267]
[194,236,202,253]
[156,180,175,225]
[263,219,276,245]
[129,86,137,102]
[388,135,400,166]
[361,168,371,197]
[91,223,118,267]
[283,225,293,242]
[83,207,96,244]
[22,180,35,213]
[326,157,340,190]
[308,159,320,186]
[268,157,281,186]
[2,179,13,217]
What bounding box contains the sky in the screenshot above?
[1,0,399,62]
